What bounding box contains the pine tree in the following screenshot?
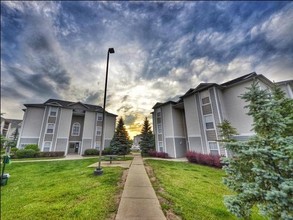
[109,117,131,155]
[272,85,293,137]
[223,81,293,219]
[217,119,238,142]
[140,117,155,156]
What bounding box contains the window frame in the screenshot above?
[71,122,80,136]
[43,141,52,152]
[208,141,219,155]
[49,107,58,117]
[97,113,103,121]
[204,115,214,130]
[157,124,162,134]
[158,141,164,152]
[202,96,210,105]
[96,126,102,136]
[46,123,55,134]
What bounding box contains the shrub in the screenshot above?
[148,150,169,158]
[11,147,18,153]
[16,149,38,158]
[24,144,40,152]
[103,147,113,155]
[38,151,64,157]
[84,148,113,156]
[186,151,222,168]
[84,149,99,155]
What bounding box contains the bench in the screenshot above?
[104,155,118,164]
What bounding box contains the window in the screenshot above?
[202,97,210,105]
[156,109,161,118]
[95,141,101,150]
[157,124,162,134]
[204,115,214,129]
[49,107,58,117]
[97,113,103,121]
[158,141,163,152]
[71,122,80,136]
[43,141,51,152]
[208,142,219,155]
[46,123,55,134]
[96,126,102,136]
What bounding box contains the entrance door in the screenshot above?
[68,142,80,154]
[74,142,79,153]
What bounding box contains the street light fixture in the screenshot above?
[94,48,115,176]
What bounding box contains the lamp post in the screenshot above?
[94,48,115,176]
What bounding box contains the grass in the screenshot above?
[1,158,124,220]
[145,160,265,220]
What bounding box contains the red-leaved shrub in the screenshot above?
[186,151,222,168]
[148,150,169,158]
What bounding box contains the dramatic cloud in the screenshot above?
[1,1,292,138]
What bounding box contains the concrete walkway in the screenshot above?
[115,154,166,220]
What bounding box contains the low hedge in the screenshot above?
[84,149,99,155]
[84,148,113,156]
[15,150,64,158]
[148,150,169,158]
[186,151,222,168]
[38,151,65,157]
[16,149,38,158]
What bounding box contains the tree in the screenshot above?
[139,117,155,156]
[12,127,19,142]
[271,85,293,137]
[0,135,7,149]
[223,81,293,219]
[109,117,131,155]
[217,119,238,142]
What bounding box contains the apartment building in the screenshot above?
[152,72,293,158]
[0,117,22,140]
[17,99,117,155]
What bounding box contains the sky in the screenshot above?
[1,1,293,138]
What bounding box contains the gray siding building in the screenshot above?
[152,72,293,158]
[17,99,117,155]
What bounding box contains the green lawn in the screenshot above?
[1,158,124,220]
[145,160,265,220]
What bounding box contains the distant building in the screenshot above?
[132,134,142,149]
[17,99,117,155]
[0,117,22,141]
[152,72,293,158]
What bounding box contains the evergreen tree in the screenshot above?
[140,117,155,156]
[272,85,293,137]
[109,117,131,155]
[217,119,238,142]
[223,81,293,219]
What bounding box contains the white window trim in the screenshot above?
[208,141,219,155]
[46,123,55,134]
[157,123,162,134]
[43,141,52,152]
[96,126,102,136]
[97,113,103,121]
[49,107,58,117]
[202,96,211,105]
[204,114,215,130]
[71,122,80,136]
[156,108,161,118]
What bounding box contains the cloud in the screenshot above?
[1,1,292,138]
[250,3,293,50]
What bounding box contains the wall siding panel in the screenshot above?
[166,138,175,158]
[188,137,202,153]
[56,138,67,152]
[174,138,187,157]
